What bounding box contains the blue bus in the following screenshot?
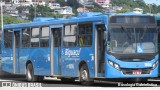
[1,12,159,85]
[155,14,160,76]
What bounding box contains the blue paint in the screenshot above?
[105,54,159,78]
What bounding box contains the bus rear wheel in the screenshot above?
[80,64,94,86]
[26,63,38,82]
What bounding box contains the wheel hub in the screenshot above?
[81,70,88,81]
[27,69,32,80]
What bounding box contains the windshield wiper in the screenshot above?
[121,26,131,40]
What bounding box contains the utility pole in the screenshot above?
[147,4,153,14]
[1,0,4,32]
[34,0,37,18]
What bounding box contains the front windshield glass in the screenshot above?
[108,28,157,54]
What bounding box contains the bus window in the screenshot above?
[40,27,49,47]
[52,28,62,47]
[22,28,30,47]
[31,27,40,47]
[63,24,77,47]
[78,23,92,46]
[4,29,12,48]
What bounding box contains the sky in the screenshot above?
[144,0,160,5]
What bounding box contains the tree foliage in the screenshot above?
[111,0,160,14]
[0,15,29,27]
[55,0,82,8]
[27,5,63,20]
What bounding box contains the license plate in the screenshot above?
[132,70,142,75]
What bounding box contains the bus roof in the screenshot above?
[4,12,107,29]
[4,12,155,29]
[114,12,153,16]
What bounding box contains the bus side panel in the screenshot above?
[32,48,50,76]
[80,48,95,78]
[24,48,51,76]
[61,47,95,78]
[2,49,13,73]
[53,48,59,75]
[19,48,31,74]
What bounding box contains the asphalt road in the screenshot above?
[0,76,160,87]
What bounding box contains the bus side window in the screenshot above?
[31,27,40,47]
[78,23,92,46]
[4,29,12,48]
[40,27,49,47]
[22,28,30,47]
[63,24,77,47]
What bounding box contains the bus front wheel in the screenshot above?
[26,63,37,82]
[80,64,93,86]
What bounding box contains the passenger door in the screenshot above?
[94,24,106,77]
[50,25,63,75]
[13,29,21,74]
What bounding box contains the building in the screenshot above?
[133,8,143,14]
[78,0,93,5]
[77,7,90,12]
[94,0,110,5]
[0,1,5,6]
[53,6,73,15]
[49,3,60,9]
[32,0,55,2]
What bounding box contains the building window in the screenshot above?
[31,27,40,47]
[4,29,12,48]
[22,28,30,47]
[40,27,49,47]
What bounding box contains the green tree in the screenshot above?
[28,5,63,20]
[16,6,28,13]
[0,15,29,27]
[111,0,160,14]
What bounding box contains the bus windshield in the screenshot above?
[108,27,157,54]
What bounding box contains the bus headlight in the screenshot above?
[108,60,114,66]
[108,60,120,70]
[114,63,120,70]
[152,60,158,70]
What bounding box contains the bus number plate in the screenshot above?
[132,70,142,75]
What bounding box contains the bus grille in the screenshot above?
[121,68,151,75]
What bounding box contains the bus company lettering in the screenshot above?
[65,48,81,57]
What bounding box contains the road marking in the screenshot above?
[0,79,13,81]
[148,79,160,82]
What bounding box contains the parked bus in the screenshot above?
[155,14,160,76]
[1,12,159,85]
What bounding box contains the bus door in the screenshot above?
[13,30,21,74]
[95,24,106,77]
[50,25,63,75]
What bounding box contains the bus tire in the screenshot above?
[80,64,94,86]
[26,63,37,82]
